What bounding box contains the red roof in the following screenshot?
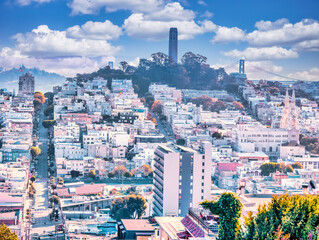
[57,184,106,197]
[217,163,243,172]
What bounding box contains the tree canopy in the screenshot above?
[201,192,243,240]
[30,146,41,158]
[0,223,18,240]
[244,194,319,240]
[111,194,147,221]
[88,170,96,179]
[70,51,236,97]
[151,100,163,114]
[42,120,56,128]
[260,162,296,176]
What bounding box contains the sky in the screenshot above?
[0,0,319,81]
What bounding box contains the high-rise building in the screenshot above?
[153,142,212,217]
[169,28,178,64]
[18,73,34,95]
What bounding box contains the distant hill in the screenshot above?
[0,66,65,92]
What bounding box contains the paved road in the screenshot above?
[37,103,49,179]
[31,104,60,239]
[149,111,175,142]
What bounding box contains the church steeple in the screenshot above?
[280,86,299,130]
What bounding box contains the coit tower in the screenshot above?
[169,28,178,64]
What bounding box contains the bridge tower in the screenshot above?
[239,59,245,74]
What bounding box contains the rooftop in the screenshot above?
[121,219,157,231]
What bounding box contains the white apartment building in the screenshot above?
[55,143,87,160]
[293,155,319,170]
[149,84,182,102]
[153,142,212,217]
[234,123,299,159]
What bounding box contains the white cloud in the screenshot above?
[198,0,207,6]
[292,40,319,52]
[288,67,319,81]
[0,47,114,77]
[68,0,164,15]
[128,57,140,67]
[123,13,216,40]
[145,2,195,22]
[13,25,121,58]
[14,0,52,6]
[247,19,319,47]
[223,47,298,61]
[200,10,213,19]
[211,26,245,43]
[255,18,289,31]
[66,20,122,40]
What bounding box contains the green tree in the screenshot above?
[44,104,54,117]
[42,120,56,128]
[88,170,96,179]
[291,162,303,169]
[201,192,243,240]
[108,172,115,178]
[30,175,36,182]
[176,138,186,146]
[0,223,18,240]
[49,195,60,205]
[30,146,41,158]
[233,101,244,110]
[260,162,277,176]
[44,92,54,105]
[151,100,163,114]
[34,91,45,104]
[140,164,152,177]
[285,164,293,173]
[212,132,222,139]
[111,194,147,221]
[245,194,319,240]
[57,177,64,185]
[124,171,133,178]
[114,166,127,177]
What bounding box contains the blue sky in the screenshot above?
[0,0,318,81]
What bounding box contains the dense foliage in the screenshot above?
[260,162,296,176]
[30,146,41,158]
[201,192,243,240]
[110,194,147,221]
[300,134,319,154]
[244,194,319,240]
[72,52,237,96]
[0,223,18,240]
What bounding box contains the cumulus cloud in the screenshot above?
[13,25,121,58]
[292,40,319,52]
[14,0,52,6]
[66,20,122,40]
[123,12,216,40]
[254,18,289,31]
[68,0,164,15]
[0,47,114,77]
[200,10,213,19]
[223,46,298,61]
[247,19,319,47]
[145,2,195,22]
[288,67,319,81]
[211,26,245,43]
[198,0,207,6]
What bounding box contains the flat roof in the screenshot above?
[155,217,184,240]
[121,219,157,231]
